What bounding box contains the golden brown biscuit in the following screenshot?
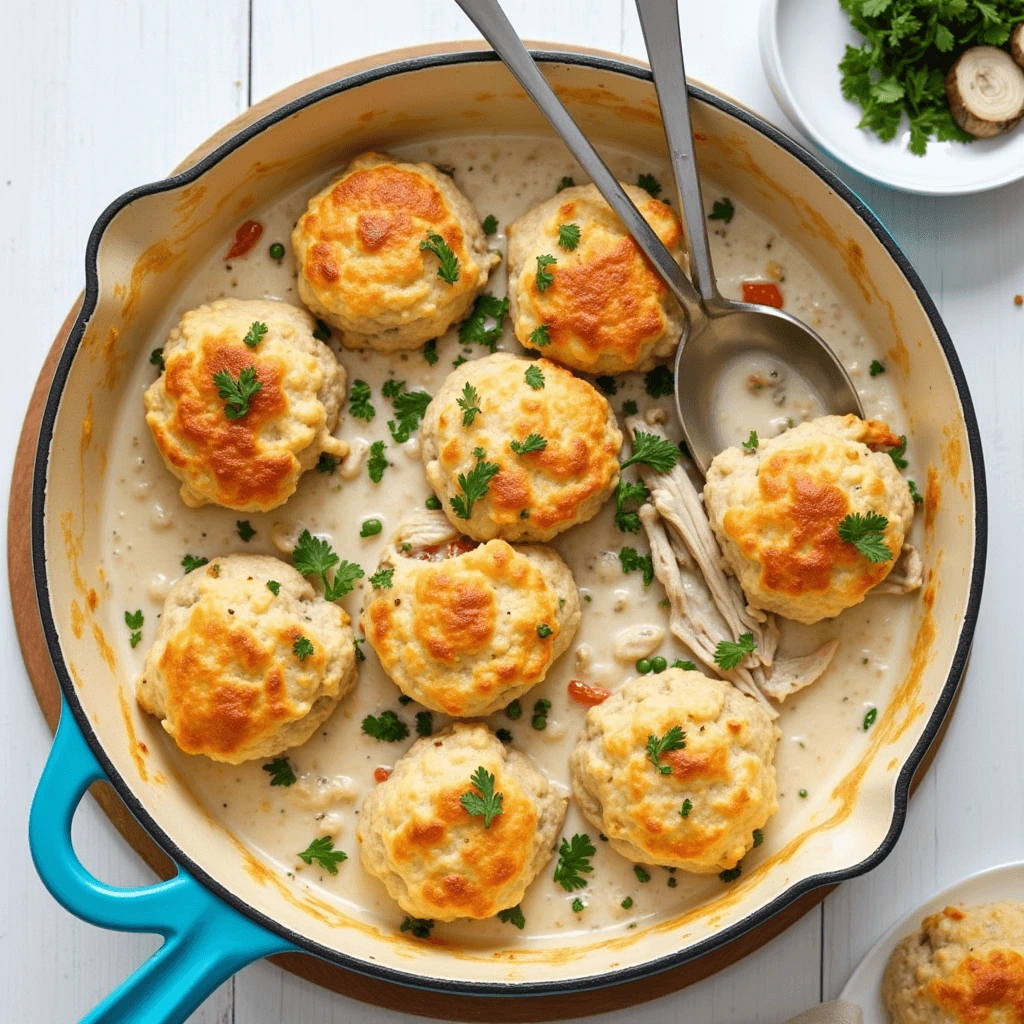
[291,152,499,351]
[506,183,686,374]
[137,554,356,764]
[420,352,622,542]
[569,669,779,873]
[361,510,580,717]
[703,414,915,624]
[357,723,567,921]
[883,902,1024,1024]
[144,298,347,513]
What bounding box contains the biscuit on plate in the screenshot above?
[137,554,356,764]
[420,352,622,542]
[145,298,347,513]
[362,510,580,717]
[357,722,567,921]
[291,151,499,351]
[883,902,1024,1024]
[569,668,779,874]
[703,414,915,625]
[506,183,685,374]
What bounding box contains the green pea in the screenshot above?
[636,658,652,675]
[531,714,547,730]
[651,656,667,674]
[269,242,285,260]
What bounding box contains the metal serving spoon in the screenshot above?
[454,0,864,471]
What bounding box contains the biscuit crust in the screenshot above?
[507,184,686,374]
[136,554,356,764]
[292,152,499,351]
[144,298,347,513]
[704,414,915,624]
[420,352,622,542]
[570,669,779,873]
[357,723,567,921]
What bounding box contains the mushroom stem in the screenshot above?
[1012,24,1024,71]
[945,45,1024,138]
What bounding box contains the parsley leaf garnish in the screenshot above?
[536,623,553,638]
[482,214,498,235]
[382,379,404,399]
[594,375,617,396]
[124,609,143,649]
[459,294,509,351]
[715,632,756,671]
[243,321,267,348]
[644,365,674,397]
[457,383,481,426]
[312,319,331,342]
[889,435,909,469]
[709,197,735,223]
[460,766,504,828]
[498,904,525,929]
[680,798,693,818]
[422,338,438,365]
[557,176,575,192]
[672,660,696,671]
[619,547,655,589]
[525,364,545,389]
[647,725,686,774]
[637,173,661,197]
[908,479,923,504]
[622,399,638,416]
[317,453,338,474]
[266,580,281,596]
[869,359,885,376]
[752,828,764,847]
[634,864,651,883]
[553,833,596,891]
[349,380,375,421]
[262,757,296,786]
[387,385,432,443]
[614,478,650,533]
[420,232,459,284]
[292,529,365,600]
[720,866,742,883]
[510,433,547,455]
[535,254,557,292]
[181,554,208,574]
[150,348,165,372]
[620,430,681,473]
[367,440,388,483]
[369,567,394,590]
[297,836,347,874]
[837,512,892,563]
[529,324,551,348]
[362,710,409,742]
[558,223,581,250]
[416,710,433,737]
[236,520,255,542]
[742,430,759,452]
[400,916,434,939]
[213,365,261,419]
[450,454,500,519]
[353,637,365,661]
[572,897,586,913]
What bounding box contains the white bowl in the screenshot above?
[759,0,1024,195]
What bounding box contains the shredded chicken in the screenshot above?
[760,640,840,702]
[386,509,458,555]
[872,544,923,595]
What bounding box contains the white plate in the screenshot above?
[840,861,1024,1022]
[758,0,1024,195]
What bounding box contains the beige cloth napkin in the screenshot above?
[785,1000,864,1024]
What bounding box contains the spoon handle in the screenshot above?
[634,0,720,307]
[453,0,703,320]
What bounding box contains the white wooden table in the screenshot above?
[2,2,1021,1021]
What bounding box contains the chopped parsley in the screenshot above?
[619,547,655,589]
[382,379,404,399]
[498,905,525,929]
[621,430,680,473]
[505,699,522,720]
[614,478,650,533]
[742,430,759,452]
[425,494,442,511]
[709,197,735,223]
[719,866,742,883]
[553,833,596,891]
[353,637,365,661]
[292,529,365,600]
[349,380,375,421]
[752,829,764,848]
[369,567,394,590]
[416,710,433,737]
[908,479,924,504]
[262,757,296,787]
[863,707,878,731]
[459,294,509,351]
[297,836,346,874]
[420,232,459,284]
[124,609,143,649]
[312,319,332,342]
[637,173,661,197]
[672,660,696,671]
[495,728,513,743]
[460,766,504,828]
[292,635,314,661]
[680,799,693,818]
[647,725,686,774]
[510,433,547,455]
[525,364,545,389]
[266,580,281,596]
[837,512,893,563]
[621,897,633,910]
[213,365,261,419]
[181,554,208,574]
[536,623,553,638]
[594,375,617,396]
[361,710,409,742]
[715,632,756,671]
[457,382,481,426]
[644,365,674,398]
[236,520,255,542]
[869,359,885,376]
[529,324,551,348]
[889,435,909,469]
[422,338,438,365]
[556,175,575,192]
[398,695,412,705]
[150,348,165,372]
[386,384,432,443]
[482,214,498,235]
[242,321,268,348]
[558,223,581,250]
[450,453,500,519]
[571,898,585,913]
[535,254,557,291]
[359,519,382,538]
[622,399,638,416]
[400,917,434,939]
[317,453,338,474]
[367,440,389,483]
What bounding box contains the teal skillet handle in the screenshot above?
[29,697,298,1024]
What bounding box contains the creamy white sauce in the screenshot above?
[100,135,917,943]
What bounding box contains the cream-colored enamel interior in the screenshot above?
[42,58,976,985]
